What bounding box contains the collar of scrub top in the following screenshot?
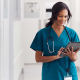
[47,25,71,53]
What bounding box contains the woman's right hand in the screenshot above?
[56,47,64,59]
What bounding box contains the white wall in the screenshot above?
[0,0,3,79]
[13,20,24,80]
[23,0,76,63]
[13,0,80,79]
[0,0,14,80]
[23,19,39,63]
[0,27,3,80]
[73,0,80,67]
[13,0,25,80]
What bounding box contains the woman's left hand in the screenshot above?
[62,47,80,62]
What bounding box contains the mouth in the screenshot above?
[59,21,64,24]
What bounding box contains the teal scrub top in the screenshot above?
[30,26,79,80]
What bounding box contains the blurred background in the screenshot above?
[0,0,80,80]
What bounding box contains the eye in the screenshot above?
[65,16,68,18]
[59,16,62,17]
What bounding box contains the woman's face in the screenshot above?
[55,9,68,26]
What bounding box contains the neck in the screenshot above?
[52,23,64,31]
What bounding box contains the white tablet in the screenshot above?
[60,42,80,57]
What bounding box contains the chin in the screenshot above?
[58,24,64,26]
[58,22,65,26]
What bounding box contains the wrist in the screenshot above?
[70,55,78,62]
[55,55,59,59]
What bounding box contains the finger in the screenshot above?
[58,51,62,55]
[59,55,63,58]
[62,52,67,55]
[67,47,70,52]
[71,47,73,53]
[61,48,65,51]
[75,48,80,53]
[59,47,63,51]
[61,48,64,51]
[58,51,61,54]
[65,49,68,53]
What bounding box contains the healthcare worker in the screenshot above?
[30,2,80,80]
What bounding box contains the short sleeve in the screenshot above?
[71,31,80,51]
[72,32,80,42]
[30,30,43,52]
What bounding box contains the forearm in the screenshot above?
[70,55,78,62]
[36,55,58,63]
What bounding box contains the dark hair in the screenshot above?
[45,2,72,27]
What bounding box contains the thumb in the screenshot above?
[58,51,62,55]
[59,47,64,51]
[61,52,67,55]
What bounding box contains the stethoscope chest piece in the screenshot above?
[47,37,54,53]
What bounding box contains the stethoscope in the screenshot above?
[47,25,71,76]
[47,25,71,53]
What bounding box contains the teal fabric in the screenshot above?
[30,26,79,80]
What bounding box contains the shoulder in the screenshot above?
[36,26,50,34]
[65,26,79,42]
[65,26,77,35]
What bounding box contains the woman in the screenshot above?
[30,2,80,80]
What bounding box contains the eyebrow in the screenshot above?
[59,14,68,16]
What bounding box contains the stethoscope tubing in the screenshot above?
[47,25,71,73]
[47,25,71,42]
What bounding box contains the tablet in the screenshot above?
[60,42,80,57]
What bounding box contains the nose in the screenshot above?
[61,17,65,21]
[61,17,67,22]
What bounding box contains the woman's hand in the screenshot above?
[56,47,64,59]
[62,47,80,62]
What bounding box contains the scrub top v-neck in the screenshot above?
[30,26,79,80]
[51,26,65,39]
